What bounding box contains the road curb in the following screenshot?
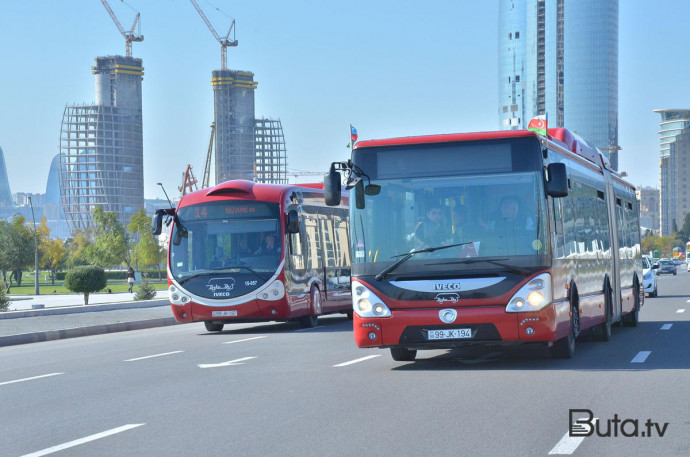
[0,299,170,320]
[0,317,180,347]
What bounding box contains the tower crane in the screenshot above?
[202,122,216,188]
[189,0,238,70]
[179,165,199,196]
[99,0,144,57]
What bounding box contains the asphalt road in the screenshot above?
[2,270,690,456]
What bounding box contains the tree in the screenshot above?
[42,238,67,286]
[0,216,34,291]
[0,283,9,311]
[85,207,130,268]
[65,229,92,269]
[134,273,157,300]
[127,209,162,270]
[64,266,107,306]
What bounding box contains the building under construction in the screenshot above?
[255,118,288,184]
[58,56,144,231]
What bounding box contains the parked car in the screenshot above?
[673,258,683,265]
[687,262,690,272]
[642,256,658,297]
[657,259,677,275]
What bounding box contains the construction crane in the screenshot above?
[202,122,216,188]
[179,164,199,196]
[100,0,144,57]
[286,169,327,183]
[189,0,238,70]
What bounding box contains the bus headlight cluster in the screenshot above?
[505,273,552,313]
[169,285,191,306]
[352,281,391,318]
[258,280,285,301]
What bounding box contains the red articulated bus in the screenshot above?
[153,180,351,331]
[325,128,643,361]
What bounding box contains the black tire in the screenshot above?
[390,347,417,361]
[299,287,321,328]
[204,321,224,332]
[594,284,612,341]
[551,292,579,359]
[346,310,354,320]
[622,283,640,327]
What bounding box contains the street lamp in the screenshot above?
[157,182,173,208]
[27,196,39,295]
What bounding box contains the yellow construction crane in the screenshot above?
[189,0,238,71]
[202,122,216,188]
[99,0,144,57]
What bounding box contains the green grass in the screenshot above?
[6,279,168,295]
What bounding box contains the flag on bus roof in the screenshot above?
[527,114,548,136]
[350,125,358,144]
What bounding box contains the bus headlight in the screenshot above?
[169,284,191,306]
[505,273,552,313]
[352,281,391,318]
[257,280,285,301]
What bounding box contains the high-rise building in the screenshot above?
[0,146,15,218]
[498,0,619,169]
[636,186,660,236]
[654,109,690,236]
[254,118,288,184]
[58,56,144,231]
[212,70,258,183]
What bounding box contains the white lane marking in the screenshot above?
[548,419,598,455]
[198,357,256,368]
[661,323,673,330]
[676,309,685,313]
[223,336,266,344]
[333,355,381,367]
[295,327,319,332]
[20,423,145,457]
[124,351,184,362]
[631,351,651,363]
[0,373,64,387]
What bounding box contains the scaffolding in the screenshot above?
[254,118,288,184]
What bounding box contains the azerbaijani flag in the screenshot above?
[350,125,358,144]
[527,114,548,136]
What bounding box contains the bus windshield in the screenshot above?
[350,171,549,276]
[169,201,282,286]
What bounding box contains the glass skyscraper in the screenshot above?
[654,109,690,236]
[498,0,619,169]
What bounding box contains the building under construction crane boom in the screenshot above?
[100,0,144,57]
[189,0,238,70]
[180,165,199,196]
[202,122,216,188]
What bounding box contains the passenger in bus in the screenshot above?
[236,239,253,258]
[255,233,281,255]
[481,195,534,232]
[209,246,224,268]
[412,204,452,248]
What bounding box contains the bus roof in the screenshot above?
[178,179,325,206]
[354,127,616,175]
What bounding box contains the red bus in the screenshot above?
[325,128,643,360]
[153,180,351,331]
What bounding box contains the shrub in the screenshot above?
[65,266,108,306]
[0,284,8,312]
[133,274,157,300]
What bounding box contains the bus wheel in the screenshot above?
[595,284,613,341]
[390,347,417,361]
[204,321,224,332]
[299,287,321,328]
[622,283,640,327]
[551,301,578,359]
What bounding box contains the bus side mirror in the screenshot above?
[324,167,342,206]
[355,180,365,209]
[286,210,300,234]
[546,163,568,197]
[152,210,164,235]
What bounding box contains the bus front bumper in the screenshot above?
[353,304,563,349]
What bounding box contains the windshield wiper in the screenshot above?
[374,242,475,281]
[178,266,269,285]
[435,257,531,275]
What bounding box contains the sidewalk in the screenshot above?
[0,291,180,347]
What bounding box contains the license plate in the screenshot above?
[212,310,237,317]
[427,328,472,340]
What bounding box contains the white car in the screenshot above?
[643,256,657,297]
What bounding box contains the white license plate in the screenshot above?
[427,328,472,340]
[212,310,238,317]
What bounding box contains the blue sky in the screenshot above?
[0,0,686,199]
